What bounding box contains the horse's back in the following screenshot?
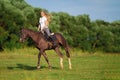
[54,33,68,47]
[54,33,65,41]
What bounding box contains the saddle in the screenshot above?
[43,32,56,42]
[42,32,58,48]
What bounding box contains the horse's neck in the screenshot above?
[27,30,42,42]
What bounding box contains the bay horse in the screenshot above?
[20,28,72,70]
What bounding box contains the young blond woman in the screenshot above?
[38,10,57,47]
[38,10,51,36]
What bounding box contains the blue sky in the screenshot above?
[25,0,120,22]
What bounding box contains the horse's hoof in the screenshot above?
[69,67,72,70]
[37,66,40,69]
[60,65,63,69]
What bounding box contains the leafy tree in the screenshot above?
[0,0,35,50]
[0,27,9,50]
[0,0,120,53]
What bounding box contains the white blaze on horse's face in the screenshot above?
[19,33,24,42]
[19,38,22,42]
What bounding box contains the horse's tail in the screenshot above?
[56,33,70,58]
[64,42,70,58]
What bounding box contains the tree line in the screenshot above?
[0,0,120,53]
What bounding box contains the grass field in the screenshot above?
[0,47,120,80]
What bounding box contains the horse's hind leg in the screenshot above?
[65,47,72,69]
[54,47,64,69]
[60,38,72,69]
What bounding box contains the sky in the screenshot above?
[25,0,120,22]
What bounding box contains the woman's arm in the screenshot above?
[38,24,41,31]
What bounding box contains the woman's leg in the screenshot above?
[44,28,51,36]
[44,28,57,47]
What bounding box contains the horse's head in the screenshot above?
[19,29,28,42]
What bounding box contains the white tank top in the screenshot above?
[39,16,48,30]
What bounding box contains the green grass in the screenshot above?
[0,47,120,80]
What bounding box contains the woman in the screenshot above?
[38,10,57,47]
[38,10,51,36]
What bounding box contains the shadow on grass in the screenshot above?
[7,64,59,70]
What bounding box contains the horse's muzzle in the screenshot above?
[19,38,23,42]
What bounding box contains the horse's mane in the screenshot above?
[22,28,43,35]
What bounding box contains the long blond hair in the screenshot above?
[41,10,51,23]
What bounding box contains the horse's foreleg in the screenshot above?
[54,48,64,69]
[37,52,41,69]
[42,52,52,69]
